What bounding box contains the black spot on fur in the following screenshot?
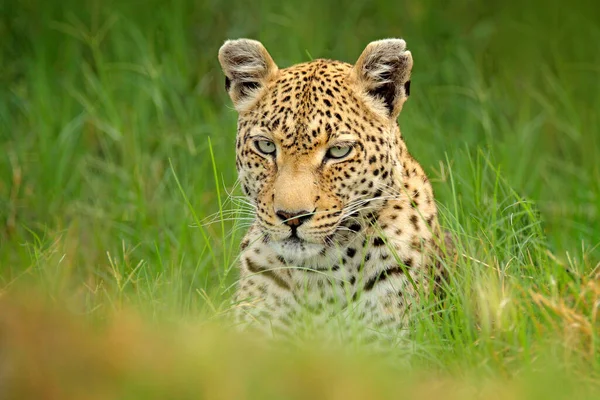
[246,258,290,290]
[426,215,434,227]
[366,212,379,225]
[410,215,419,230]
[348,223,361,232]
[364,267,405,291]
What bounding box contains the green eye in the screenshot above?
[327,145,352,159]
[255,140,276,155]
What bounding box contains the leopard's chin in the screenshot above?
[269,237,325,264]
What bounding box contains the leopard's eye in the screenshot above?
[326,145,352,160]
[255,140,276,155]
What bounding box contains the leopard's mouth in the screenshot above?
[268,236,325,264]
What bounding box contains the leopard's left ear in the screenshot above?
[351,38,413,119]
[218,39,279,112]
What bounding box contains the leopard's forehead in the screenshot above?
[240,59,385,155]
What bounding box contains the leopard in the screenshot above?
[217,38,451,346]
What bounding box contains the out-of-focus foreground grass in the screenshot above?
[1,0,599,397]
[0,293,597,400]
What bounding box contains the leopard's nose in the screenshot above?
[275,210,314,227]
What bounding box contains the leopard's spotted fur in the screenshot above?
[218,38,450,343]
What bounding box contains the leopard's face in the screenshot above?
[220,39,413,263]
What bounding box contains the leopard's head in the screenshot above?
[219,39,413,263]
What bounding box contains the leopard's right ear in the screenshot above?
[218,39,278,112]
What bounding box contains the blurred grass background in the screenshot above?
[1,0,599,398]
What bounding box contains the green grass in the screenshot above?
[1,0,599,397]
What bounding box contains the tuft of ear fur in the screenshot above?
[218,39,278,112]
[351,39,413,118]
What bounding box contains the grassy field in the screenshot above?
[1,0,599,398]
